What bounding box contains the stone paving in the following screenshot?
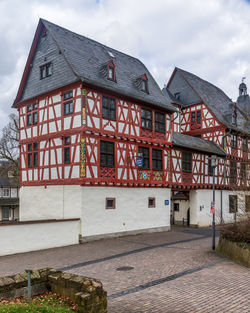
[0,227,249,312]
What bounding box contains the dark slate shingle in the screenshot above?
[172,132,226,157]
[175,68,249,134]
[40,19,176,112]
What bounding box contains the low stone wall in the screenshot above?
[217,237,250,268]
[0,268,107,313]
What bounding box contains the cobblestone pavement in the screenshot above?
[0,227,249,312]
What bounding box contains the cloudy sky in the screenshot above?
[1,0,250,131]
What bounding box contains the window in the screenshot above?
[100,141,114,167]
[40,62,52,79]
[107,66,115,81]
[155,112,165,133]
[231,134,237,149]
[197,110,201,123]
[64,101,73,115]
[2,207,10,220]
[138,147,149,169]
[245,195,250,212]
[208,159,214,176]
[148,197,155,208]
[174,203,179,212]
[27,142,38,168]
[182,152,192,173]
[191,112,195,123]
[229,195,237,213]
[240,163,246,179]
[64,90,73,100]
[27,103,38,126]
[152,149,163,170]
[64,136,71,164]
[230,161,237,178]
[27,114,32,126]
[3,188,10,197]
[191,110,201,124]
[243,138,248,152]
[102,96,116,120]
[141,79,148,93]
[141,108,152,130]
[106,198,115,209]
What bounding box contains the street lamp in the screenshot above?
[210,155,217,250]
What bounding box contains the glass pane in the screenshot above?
[107,155,114,166]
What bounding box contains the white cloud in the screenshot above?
[0,0,250,130]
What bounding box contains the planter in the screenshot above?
[217,236,250,268]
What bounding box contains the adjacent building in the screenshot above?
[163,68,250,226]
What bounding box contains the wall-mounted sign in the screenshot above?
[136,156,143,167]
[165,200,169,205]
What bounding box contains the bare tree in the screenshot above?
[0,113,19,174]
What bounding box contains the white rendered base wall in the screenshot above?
[0,219,80,256]
[173,189,250,227]
[20,185,171,238]
[81,187,171,237]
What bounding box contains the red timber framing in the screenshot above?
[17,81,173,187]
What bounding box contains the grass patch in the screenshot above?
[0,292,78,312]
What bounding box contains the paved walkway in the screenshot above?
[0,227,249,312]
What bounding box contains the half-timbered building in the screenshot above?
[163,68,250,226]
[13,19,177,239]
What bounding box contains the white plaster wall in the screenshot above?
[20,186,82,221]
[81,187,171,237]
[0,220,80,256]
[195,189,250,227]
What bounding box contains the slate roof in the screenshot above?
[162,87,183,107]
[0,177,18,187]
[172,132,226,157]
[18,19,176,112]
[175,68,250,134]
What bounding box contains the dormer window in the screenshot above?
[140,74,149,93]
[141,79,147,92]
[40,62,52,79]
[108,66,115,81]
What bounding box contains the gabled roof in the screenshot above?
[168,67,249,134]
[14,19,176,113]
[162,87,183,107]
[172,132,226,157]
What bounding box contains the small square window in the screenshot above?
[148,197,155,208]
[27,105,32,112]
[64,90,73,100]
[32,103,37,110]
[106,198,116,209]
